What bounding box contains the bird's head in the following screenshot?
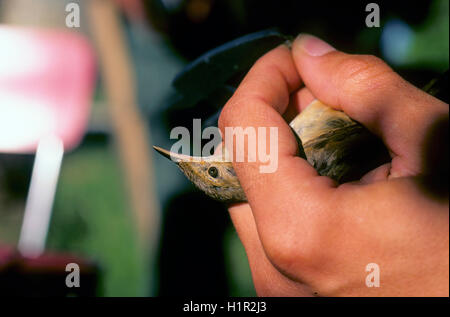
[153,146,246,203]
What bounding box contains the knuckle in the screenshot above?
[336,54,398,98]
[218,98,240,128]
[263,235,299,272]
[219,93,257,123]
[219,94,263,129]
[262,213,335,275]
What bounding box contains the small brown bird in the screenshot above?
[153,100,390,203]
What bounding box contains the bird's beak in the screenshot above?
[153,146,196,163]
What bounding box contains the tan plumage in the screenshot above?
[152,146,247,202]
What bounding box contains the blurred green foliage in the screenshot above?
[408,0,449,69]
[47,144,148,296]
[224,226,256,297]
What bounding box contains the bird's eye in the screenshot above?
[208,166,219,178]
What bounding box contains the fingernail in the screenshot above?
[296,33,335,56]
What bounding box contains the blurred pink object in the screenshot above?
[0,26,96,153]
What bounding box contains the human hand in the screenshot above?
[218,34,449,296]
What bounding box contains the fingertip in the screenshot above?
[293,33,336,57]
[297,87,316,112]
[359,163,391,184]
[290,34,344,110]
[283,87,315,121]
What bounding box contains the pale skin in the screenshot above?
[218,34,449,296]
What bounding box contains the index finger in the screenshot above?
[218,45,335,246]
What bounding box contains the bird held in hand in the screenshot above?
[153,100,390,203]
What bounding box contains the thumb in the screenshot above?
[292,34,449,177]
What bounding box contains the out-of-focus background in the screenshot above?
[0,0,448,296]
